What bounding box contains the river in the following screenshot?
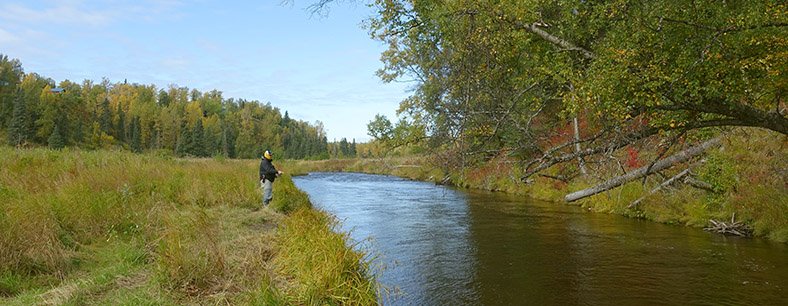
[293,172,787,305]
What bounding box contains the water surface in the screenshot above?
[293,172,787,305]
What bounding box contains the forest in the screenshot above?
[358,0,786,195]
[0,54,363,160]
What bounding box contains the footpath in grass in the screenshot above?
[0,148,377,305]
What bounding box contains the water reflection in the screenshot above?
[294,173,787,305]
[294,172,478,305]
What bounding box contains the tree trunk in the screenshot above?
[573,117,587,175]
[565,137,722,202]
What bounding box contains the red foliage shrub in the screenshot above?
[626,146,641,168]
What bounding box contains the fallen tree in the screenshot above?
[565,137,722,202]
[628,167,692,208]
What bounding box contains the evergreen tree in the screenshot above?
[351,138,357,157]
[130,116,142,153]
[115,103,126,143]
[281,110,291,126]
[48,122,65,149]
[99,98,112,135]
[190,119,205,157]
[339,138,350,158]
[7,89,29,146]
[190,89,201,102]
[320,136,329,159]
[158,89,170,106]
[220,125,236,158]
[175,121,192,156]
[148,121,160,150]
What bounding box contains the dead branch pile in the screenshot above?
[704,213,752,237]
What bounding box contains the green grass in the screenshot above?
[274,208,378,305]
[0,147,378,304]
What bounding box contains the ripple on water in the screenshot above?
[294,172,788,305]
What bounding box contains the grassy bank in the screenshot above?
[286,129,788,242]
[0,148,376,304]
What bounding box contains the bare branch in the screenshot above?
[517,23,596,60]
[521,125,655,180]
[494,12,596,60]
[629,167,692,208]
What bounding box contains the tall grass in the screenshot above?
[0,148,259,276]
[274,208,378,305]
[156,208,226,292]
[0,147,379,304]
[269,175,311,214]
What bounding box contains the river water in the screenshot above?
[293,172,787,305]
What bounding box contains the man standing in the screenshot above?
[259,150,283,207]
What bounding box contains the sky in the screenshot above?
[0,0,411,141]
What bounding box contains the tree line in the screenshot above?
[0,54,353,159]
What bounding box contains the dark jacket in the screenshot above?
[259,158,278,182]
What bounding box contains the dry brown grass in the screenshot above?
[1,148,378,304]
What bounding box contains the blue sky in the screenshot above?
[0,0,410,141]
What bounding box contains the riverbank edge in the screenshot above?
[283,133,787,243]
[0,148,377,304]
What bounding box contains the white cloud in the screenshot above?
[123,0,187,22]
[0,2,115,26]
[160,57,190,69]
[0,27,19,43]
[0,0,188,27]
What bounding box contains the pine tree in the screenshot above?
[190,119,206,156]
[281,110,291,126]
[157,89,170,106]
[48,122,65,149]
[351,138,357,157]
[99,98,112,134]
[130,116,142,153]
[115,103,126,143]
[220,125,236,158]
[175,121,192,156]
[339,138,350,158]
[7,89,28,146]
[148,121,159,150]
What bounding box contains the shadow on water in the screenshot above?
[293,172,787,305]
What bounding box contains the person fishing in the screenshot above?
[259,149,283,207]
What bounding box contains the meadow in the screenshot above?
[0,148,377,305]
